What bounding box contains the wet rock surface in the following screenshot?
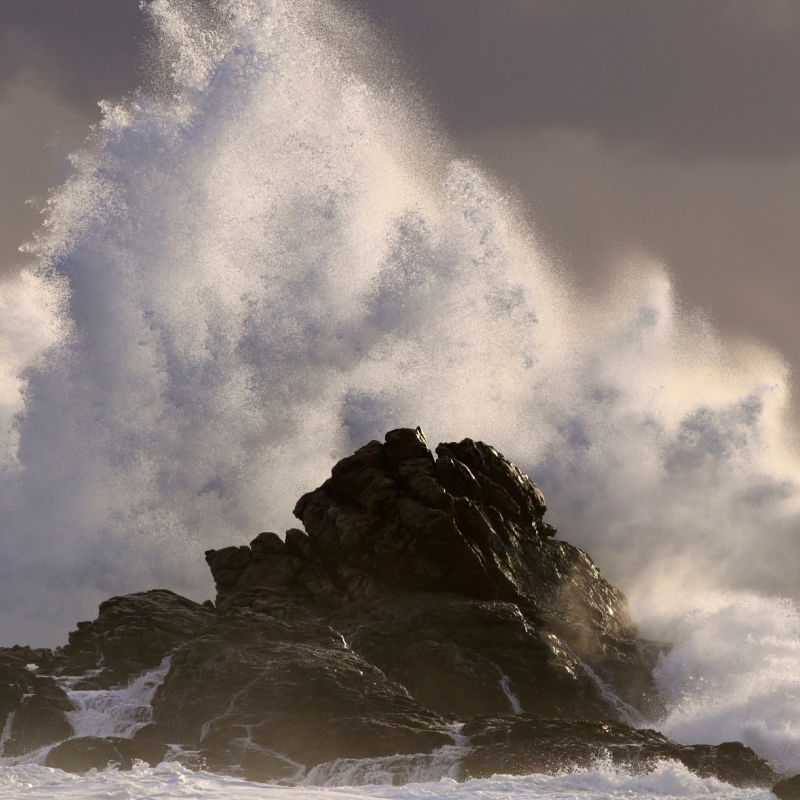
[0,647,74,756]
[460,717,778,787]
[207,427,665,721]
[45,735,166,772]
[60,589,216,686]
[0,429,785,789]
[152,607,450,773]
[774,774,800,800]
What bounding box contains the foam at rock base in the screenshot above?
[0,759,779,799]
[652,589,800,775]
[0,659,171,769]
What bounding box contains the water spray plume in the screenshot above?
[1,0,800,770]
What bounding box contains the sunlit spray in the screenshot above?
[1,0,800,774]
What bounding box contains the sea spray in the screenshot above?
[0,269,68,467]
[653,590,800,774]
[2,0,798,646]
[302,746,467,788]
[1,0,800,778]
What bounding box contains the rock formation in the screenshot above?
[207,428,664,721]
[0,429,783,789]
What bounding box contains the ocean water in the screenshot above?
[2,0,800,796]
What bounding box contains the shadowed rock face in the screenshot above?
[62,589,217,686]
[460,717,777,787]
[774,774,800,800]
[0,647,73,756]
[207,428,664,720]
[0,430,781,788]
[151,607,450,772]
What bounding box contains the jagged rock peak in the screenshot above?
[205,428,561,608]
[203,428,665,718]
[8,429,742,785]
[205,429,636,647]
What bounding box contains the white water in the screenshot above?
[61,658,170,739]
[0,660,170,769]
[304,747,467,788]
[494,667,524,715]
[2,0,800,795]
[579,661,645,728]
[0,760,779,800]
[653,590,800,775]
[3,0,799,646]
[0,715,14,755]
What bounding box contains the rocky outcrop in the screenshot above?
[774,774,800,800]
[206,428,664,720]
[61,589,216,686]
[460,717,777,787]
[151,606,450,779]
[0,429,783,790]
[0,647,74,756]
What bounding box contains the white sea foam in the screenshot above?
[0,660,170,768]
[0,759,778,799]
[2,0,800,783]
[304,746,467,787]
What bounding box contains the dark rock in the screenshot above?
[0,649,74,757]
[2,684,74,757]
[203,743,303,783]
[45,735,166,772]
[460,717,778,788]
[774,774,800,800]
[334,593,616,720]
[250,531,284,558]
[59,589,216,684]
[284,528,310,557]
[148,608,450,772]
[384,427,433,466]
[218,428,665,719]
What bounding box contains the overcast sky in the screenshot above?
[2,0,800,408]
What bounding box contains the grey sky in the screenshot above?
[2,0,799,412]
[355,0,800,158]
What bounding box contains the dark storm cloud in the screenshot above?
[0,1,144,108]
[0,1,144,274]
[352,0,800,159]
